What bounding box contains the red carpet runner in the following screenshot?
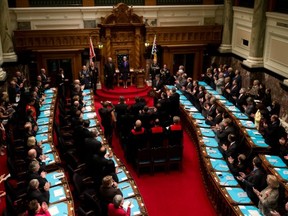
[94,96,217,216]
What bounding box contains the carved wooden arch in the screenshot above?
[101,3,143,25]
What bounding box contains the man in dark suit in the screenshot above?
[98,101,115,146]
[237,156,267,204]
[119,56,130,88]
[27,179,50,204]
[27,161,48,190]
[114,96,129,132]
[152,74,163,106]
[89,61,99,94]
[219,133,239,159]
[104,57,116,90]
[169,87,180,117]
[236,88,248,112]
[215,118,235,144]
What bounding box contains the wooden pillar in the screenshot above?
[135,27,141,69]
[145,0,156,6]
[82,0,95,6]
[16,0,29,7]
[105,29,111,58]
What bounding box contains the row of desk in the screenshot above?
[71,89,148,215]
[166,85,264,216]
[33,88,74,216]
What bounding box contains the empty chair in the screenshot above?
[135,148,153,176]
[152,146,168,174]
[167,130,183,146]
[167,145,183,171]
[72,172,96,200]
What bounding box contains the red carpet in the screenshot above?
[94,98,217,216]
[96,85,152,105]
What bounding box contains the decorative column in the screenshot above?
[105,28,111,58]
[0,35,7,82]
[134,27,141,69]
[243,0,268,68]
[0,0,17,64]
[218,0,233,53]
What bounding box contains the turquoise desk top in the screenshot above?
[246,129,262,138]
[205,147,223,159]
[233,112,249,120]
[42,143,52,154]
[38,110,51,118]
[89,119,97,127]
[238,205,262,216]
[117,168,129,182]
[176,90,182,95]
[110,156,119,167]
[250,136,269,148]
[210,158,229,171]
[166,85,174,90]
[215,171,238,186]
[265,155,286,167]
[181,101,192,106]
[44,153,56,165]
[200,128,215,137]
[83,95,91,101]
[274,167,288,181]
[227,106,241,112]
[85,100,92,106]
[240,120,256,129]
[195,119,210,128]
[83,112,96,120]
[219,100,234,106]
[46,171,64,187]
[191,113,205,120]
[40,104,52,111]
[44,89,55,94]
[118,181,135,199]
[83,89,92,94]
[180,98,189,103]
[83,106,94,113]
[48,202,69,216]
[37,117,50,125]
[37,125,49,134]
[49,185,67,204]
[183,104,195,110]
[123,197,142,216]
[202,137,218,147]
[36,133,49,143]
[44,98,53,104]
[96,136,102,143]
[180,95,187,100]
[198,81,208,86]
[186,106,198,112]
[45,94,54,99]
[224,187,252,204]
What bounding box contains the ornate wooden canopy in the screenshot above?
[100,3,144,26]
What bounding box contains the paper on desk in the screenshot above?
[86,113,96,118]
[49,206,59,215]
[248,210,261,216]
[133,211,141,215]
[85,106,92,111]
[123,200,134,209]
[54,188,64,197]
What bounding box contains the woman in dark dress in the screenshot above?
[120,56,130,89]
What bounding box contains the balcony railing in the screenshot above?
[29,0,83,7]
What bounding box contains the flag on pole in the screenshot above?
[89,37,96,64]
[151,34,157,61]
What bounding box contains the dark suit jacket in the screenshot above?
[104,62,116,78]
[216,125,235,143]
[27,172,48,189]
[243,168,267,204]
[27,189,50,204]
[99,186,123,204]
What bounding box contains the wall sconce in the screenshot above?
[98,43,103,49]
[145,42,150,47]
